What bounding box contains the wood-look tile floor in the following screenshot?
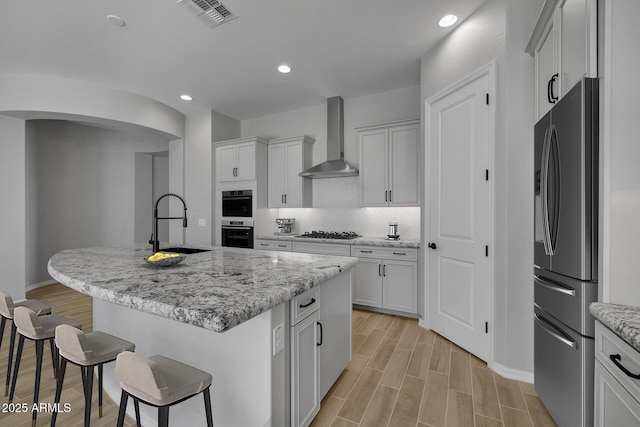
[0,283,136,426]
[311,310,558,427]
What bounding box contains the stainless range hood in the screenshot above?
[299,96,359,178]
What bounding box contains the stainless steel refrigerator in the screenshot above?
[534,77,598,427]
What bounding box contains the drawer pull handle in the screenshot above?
[299,298,316,308]
[260,243,268,246]
[278,244,288,248]
[610,354,640,379]
[534,276,576,297]
[534,313,576,349]
[360,250,373,253]
[393,252,406,255]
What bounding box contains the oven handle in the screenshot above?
[534,275,576,297]
[222,226,252,230]
[534,313,577,349]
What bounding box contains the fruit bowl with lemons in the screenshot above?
[144,251,186,267]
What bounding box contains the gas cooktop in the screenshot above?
[296,231,360,240]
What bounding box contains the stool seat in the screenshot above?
[0,295,51,319]
[56,326,135,366]
[115,351,213,426]
[14,309,81,340]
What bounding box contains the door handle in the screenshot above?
[382,264,386,277]
[317,322,323,346]
[284,194,287,204]
[548,74,559,104]
[385,190,388,202]
[427,242,437,249]
[378,264,382,276]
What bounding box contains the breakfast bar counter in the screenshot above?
[48,245,357,427]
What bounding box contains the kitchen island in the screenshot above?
[48,245,358,427]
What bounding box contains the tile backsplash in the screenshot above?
[277,177,420,239]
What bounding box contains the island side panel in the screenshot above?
[94,298,285,427]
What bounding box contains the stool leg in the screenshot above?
[0,316,5,349]
[32,339,45,427]
[98,364,103,418]
[51,357,68,427]
[5,322,17,396]
[49,337,58,379]
[158,406,169,427]
[203,387,214,427]
[83,366,94,427]
[116,390,129,427]
[8,333,24,403]
[134,398,141,427]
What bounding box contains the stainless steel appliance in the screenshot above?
[221,220,254,248]
[388,217,399,240]
[275,218,295,234]
[533,78,598,427]
[296,231,360,240]
[221,190,252,217]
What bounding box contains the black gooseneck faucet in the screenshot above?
[150,193,188,253]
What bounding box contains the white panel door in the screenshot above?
[389,124,419,206]
[360,129,388,206]
[427,72,491,361]
[285,142,303,206]
[268,144,286,207]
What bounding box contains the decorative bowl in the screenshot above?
[144,253,185,267]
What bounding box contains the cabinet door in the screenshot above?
[535,18,558,120]
[360,129,389,206]
[388,124,419,206]
[284,142,304,207]
[595,361,640,427]
[268,144,286,207]
[382,260,417,314]
[235,142,256,180]
[560,0,596,95]
[291,311,320,427]
[217,145,238,182]
[353,258,383,307]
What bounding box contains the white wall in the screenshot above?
[0,115,27,299]
[242,86,421,237]
[421,0,541,377]
[25,120,170,285]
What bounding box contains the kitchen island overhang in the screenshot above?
[48,245,357,427]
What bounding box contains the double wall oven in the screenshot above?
[221,189,253,248]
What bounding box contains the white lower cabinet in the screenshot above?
[291,309,321,427]
[594,321,640,426]
[351,246,418,315]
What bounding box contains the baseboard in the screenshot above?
[26,279,57,292]
[491,361,534,384]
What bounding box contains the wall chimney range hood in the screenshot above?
[299,96,359,178]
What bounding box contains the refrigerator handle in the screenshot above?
[534,275,576,296]
[548,124,560,255]
[534,313,577,349]
[540,126,553,256]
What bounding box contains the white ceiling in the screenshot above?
[0,0,487,120]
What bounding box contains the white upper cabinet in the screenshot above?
[267,136,314,208]
[214,137,268,182]
[527,0,597,120]
[358,119,420,207]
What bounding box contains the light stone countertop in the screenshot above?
[590,302,640,352]
[256,234,421,249]
[48,245,358,333]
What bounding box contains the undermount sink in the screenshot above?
[160,247,212,254]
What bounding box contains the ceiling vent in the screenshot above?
[177,0,237,28]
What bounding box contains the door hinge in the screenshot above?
[486,93,489,105]
[485,169,489,181]
[485,322,489,333]
[485,245,489,257]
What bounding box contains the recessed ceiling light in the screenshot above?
[438,14,458,28]
[180,94,193,101]
[277,65,291,74]
[106,15,126,27]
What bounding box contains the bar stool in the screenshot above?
[9,306,81,427]
[0,291,52,396]
[51,324,136,427]
[115,351,214,427]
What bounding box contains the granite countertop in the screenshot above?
[256,234,421,249]
[590,302,640,352]
[48,245,358,333]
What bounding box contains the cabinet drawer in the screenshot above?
[291,287,319,326]
[596,321,640,399]
[351,245,417,261]
[255,240,292,251]
[292,242,351,256]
